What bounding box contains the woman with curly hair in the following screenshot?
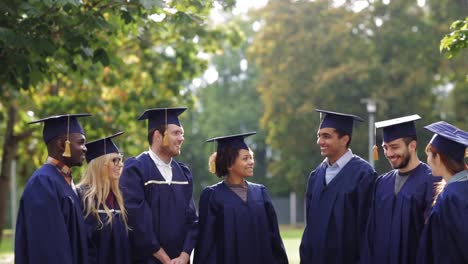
[77,132,131,264]
[417,121,468,264]
[194,132,288,264]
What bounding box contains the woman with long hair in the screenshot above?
[77,132,131,264]
[417,121,468,264]
[194,132,288,264]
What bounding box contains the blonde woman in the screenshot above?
[77,132,130,264]
[417,121,468,264]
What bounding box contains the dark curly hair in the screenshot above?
[213,146,248,177]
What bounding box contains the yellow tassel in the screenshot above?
[63,140,72,157]
[209,160,216,174]
[465,149,468,158]
[208,152,217,174]
[373,145,379,161]
[163,130,169,146]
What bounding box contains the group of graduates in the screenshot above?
[13,106,468,264]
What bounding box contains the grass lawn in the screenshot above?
[0,226,304,264]
[280,225,304,264]
[0,230,13,254]
[0,230,14,264]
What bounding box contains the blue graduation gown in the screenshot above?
[194,181,288,264]
[361,162,440,264]
[119,152,198,264]
[83,193,131,264]
[417,175,468,264]
[14,164,88,264]
[300,156,377,264]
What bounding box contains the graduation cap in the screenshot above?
[85,132,124,163]
[28,113,91,157]
[425,121,468,162]
[206,132,256,151]
[316,109,364,135]
[375,115,421,143]
[137,107,187,146]
[206,132,256,173]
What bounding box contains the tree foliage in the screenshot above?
[249,0,468,193]
[179,17,282,197]
[0,0,239,241]
[440,17,468,59]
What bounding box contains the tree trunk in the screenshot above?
[0,104,31,243]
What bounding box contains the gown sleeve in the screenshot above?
[193,187,218,264]
[179,163,199,254]
[356,168,377,256]
[360,175,380,262]
[14,176,74,264]
[119,158,160,260]
[261,186,289,264]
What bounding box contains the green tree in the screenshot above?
[439,16,468,128]
[0,0,238,242]
[440,17,468,59]
[179,17,280,198]
[249,0,468,195]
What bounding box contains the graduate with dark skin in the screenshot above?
[194,132,288,264]
[362,115,440,264]
[300,109,377,264]
[15,114,91,264]
[417,121,468,264]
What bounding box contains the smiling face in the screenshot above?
[228,149,255,179]
[316,127,349,164]
[63,133,87,167]
[382,138,413,170]
[153,124,185,161]
[107,153,123,181]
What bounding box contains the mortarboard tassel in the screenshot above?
[63,115,72,157]
[373,124,378,160]
[373,145,379,160]
[163,108,169,146]
[208,152,217,174]
[63,140,72,157]
[163,129,169,146]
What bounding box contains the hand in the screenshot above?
[153,248,171,264]
[170,252,190,264]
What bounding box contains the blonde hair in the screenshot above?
[77,153,129,231]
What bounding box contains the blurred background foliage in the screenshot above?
[1,0,467,240]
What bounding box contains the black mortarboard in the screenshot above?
[28,113,91,143]
[206,132,256,152]
[425,121,468,162]
[137,107,187,130]
[316,109,364,135]
[85,132,124,163]
[375,114,421,142]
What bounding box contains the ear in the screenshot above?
[340,134,350,147]
[408,140,417,152]
[434,152,442,166]
[153,130,163,143]
[56,137,66,152]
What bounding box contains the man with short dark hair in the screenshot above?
[362,115,441,264]
[300,109,377,264]
[120,107,198,264]
[15,114,90,264]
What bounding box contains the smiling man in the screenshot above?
[119,107,198,264]
[361,115,441,264]
[15,114,91,264]
[300,109,377,264]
